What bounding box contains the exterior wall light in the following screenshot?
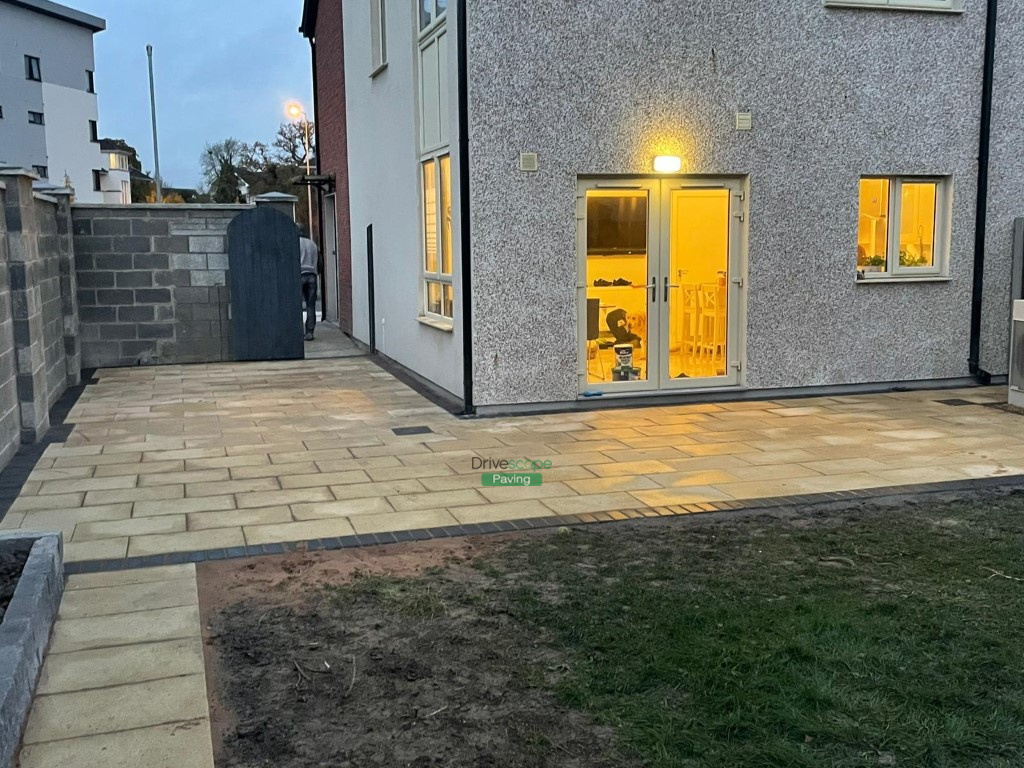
[653,156,682,173]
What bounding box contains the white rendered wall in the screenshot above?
[42,82,102,201]
[342,1,464,399]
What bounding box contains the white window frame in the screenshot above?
[418,0,446,35]
[857,175,951,281]
[420,152,453,323]
[370,0,388,75]
[417,3,453,325]
[824,0,963,12]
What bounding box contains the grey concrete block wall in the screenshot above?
[0,182,20,471]
[1,170,78,443]
[72,205,250,368]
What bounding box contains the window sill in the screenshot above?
[824,1,963,12]
[856,276,952,284]
[417,315,454,333]
[370,62,388,79]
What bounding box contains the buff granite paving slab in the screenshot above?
[21,674,209,744]
[134,495,237,517]
[65,538,129,563]
[279,469,372,489]
[450,500,552,525]
[244,517,357,545]
[92,460,185,478]
[49,604,200,654]
[387,488,489,513]
[348,508,460,535]
[188,506,293,530]
[57,578,197,619]
[127,527,245,557]
[139,468,231,487]
[72,514,186,542]
[36,637,205,694]
[291,497,394,520]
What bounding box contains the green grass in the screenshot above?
[491,498,1024,767]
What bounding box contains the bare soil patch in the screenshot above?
[200,490,1024,768]
[199,534,630,768]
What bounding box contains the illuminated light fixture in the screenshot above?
[653,155,682,173]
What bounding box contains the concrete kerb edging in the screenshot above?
[0,532,63,768]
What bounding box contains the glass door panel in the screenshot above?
[664,187,733,383]
[584,188,653,387]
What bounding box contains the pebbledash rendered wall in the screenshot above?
[71,205,250,368]
[465,1,1018,407]
[0,168,81,469]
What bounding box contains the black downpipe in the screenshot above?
[970,0,998,383]
[456,0,474,415]
[367,224,377,354]
[309,36,328,321]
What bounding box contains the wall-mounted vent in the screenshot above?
[736,112,753,131]
[1010,300,1024,407]
[519,152,539,172]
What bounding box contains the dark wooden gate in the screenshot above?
[228,207,304,361]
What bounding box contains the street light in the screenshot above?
[285,101,314,234]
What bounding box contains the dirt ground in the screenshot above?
[198,532,634,768]
[0,548,28,622]
[198,488,1024,768]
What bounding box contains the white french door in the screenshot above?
[577,178,745,396]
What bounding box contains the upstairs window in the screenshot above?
[28,111,44,125]
[89,120,98,142]
[92,170,102,192]
[370,0,388,73]
[857,176,949,280]
[86,70,95,93]
[32,166,48,179]
[109,153,129,171]
[25,56,41,81]
[419,0,446,32]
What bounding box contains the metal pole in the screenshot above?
[303,117,313,233]
[146,44,162,203]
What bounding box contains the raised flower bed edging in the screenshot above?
[0,532,63,767]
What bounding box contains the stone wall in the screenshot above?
[72,205,249,368]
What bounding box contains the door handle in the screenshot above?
[649,277,657,303]
[664,277,680,302]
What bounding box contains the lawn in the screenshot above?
[209,492,1024,767]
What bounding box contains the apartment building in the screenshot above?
[0,0,106,202]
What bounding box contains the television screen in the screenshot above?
[587,195,648,255]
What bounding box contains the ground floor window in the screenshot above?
[857,176,949,279]
[421,153,453,321]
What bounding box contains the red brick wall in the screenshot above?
[314,1,353,335]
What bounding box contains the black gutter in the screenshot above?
[456,0,474,415]
[970,0,998,383]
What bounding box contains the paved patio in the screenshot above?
[0,357,1020,564]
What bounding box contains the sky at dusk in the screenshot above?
[71,1,314,190]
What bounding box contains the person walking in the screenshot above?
[300,229,320,341]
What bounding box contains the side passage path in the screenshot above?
[17,565,215,768]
